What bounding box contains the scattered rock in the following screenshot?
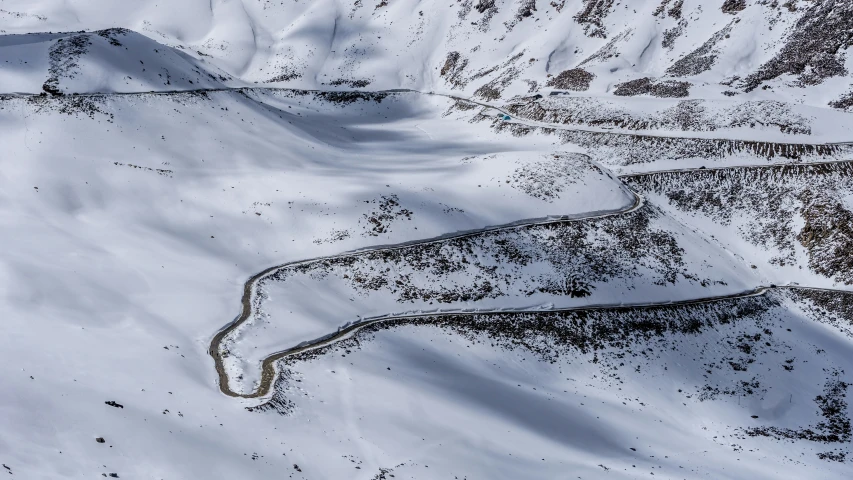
[721,0,746,14]
[614,78,691,98]
[545,68,595,91]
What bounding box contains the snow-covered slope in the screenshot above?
[259,289,853,478]
[0,28,232,94]
[3,1,853,479]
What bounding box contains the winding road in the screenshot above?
[15,85,850,399]
[209,184,644,399]
[200,88,853,400]
[211,281,843,399]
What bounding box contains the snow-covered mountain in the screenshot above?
[3,0,853,104]
[2,1,853,479]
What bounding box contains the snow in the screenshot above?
[2,1,853,478]
[0,29,230,94]
[222,200,760,395]
[274,294,853,479]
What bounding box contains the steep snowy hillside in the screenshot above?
[0,28,232,94]
[2,1,853,479]
[259,288,853,478]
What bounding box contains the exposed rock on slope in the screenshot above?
[545,68,595,90]
[742,0,853,91]
[626,161,853,283]
[574,0,615,38]
[505,96,814,135]
[613,77,691,98]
